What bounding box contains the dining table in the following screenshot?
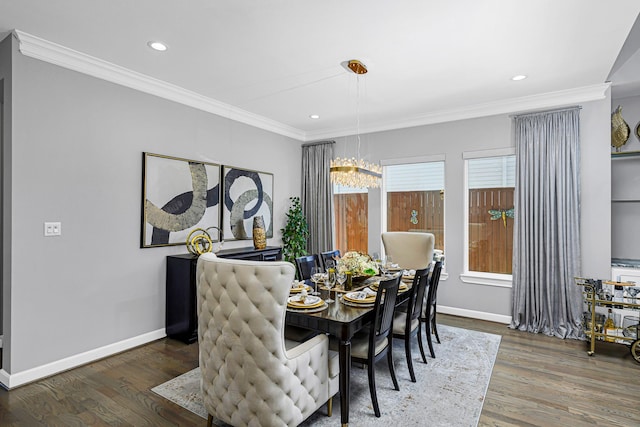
[285,274,412,427]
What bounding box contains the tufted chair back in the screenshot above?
[381,231,435,270]
[196,253,338,427]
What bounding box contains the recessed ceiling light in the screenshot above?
[148,41,168,52]
[511,74,527,81]
[309,114,320,119]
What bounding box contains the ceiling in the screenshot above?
[1,0,640,141]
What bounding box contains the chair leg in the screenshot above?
[386,345,400,391]
[327,396,333,417]
[426,321,436,359]
[207,414,213,427]
[416,322,428,364]
[432,315,441,344]
[404,334,416,382]
[367,361,381,418]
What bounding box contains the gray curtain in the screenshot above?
[510,107,583,339]
[301,141,334,255]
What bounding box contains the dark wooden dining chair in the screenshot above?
[391,266,430,382]
[320,250,341,270]
[420,261,443,358]
[349,274,402,417]
[294,254,321,280]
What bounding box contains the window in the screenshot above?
[333,184,368,254]
[383,161,445,252]
[465,152,515,277]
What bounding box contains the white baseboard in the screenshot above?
[438,305,512,325]
[0,329,166,390]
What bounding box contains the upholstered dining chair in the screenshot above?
[421,260,443,358]
[320,249,341,270]
[196,253,339,427]
[381,231,435,270]
[391,267,430,382]
[295,254,321,280]
[345,274,402,418]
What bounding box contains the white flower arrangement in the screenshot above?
[336,251,379,277]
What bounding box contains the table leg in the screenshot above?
[339,339,351,427]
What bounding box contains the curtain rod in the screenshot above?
[301,140,336,147]
[510,105,582,119]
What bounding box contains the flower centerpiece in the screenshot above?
[336,251,379,282]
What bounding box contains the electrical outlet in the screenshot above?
[44,222,62,237]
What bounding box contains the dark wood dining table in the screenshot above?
[285,277,411,427]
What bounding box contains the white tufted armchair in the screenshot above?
[381,231,435,270]
[196,253,339,427]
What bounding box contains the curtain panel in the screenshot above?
[510,107,583,339]
[301,141,334,255]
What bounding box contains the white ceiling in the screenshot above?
[1,0,640,141]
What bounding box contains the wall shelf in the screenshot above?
[612,150,640,159]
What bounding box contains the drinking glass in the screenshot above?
[336,271,347,293]
[379,256,391,276]
[310,267,324,296]
[324,268,337,302]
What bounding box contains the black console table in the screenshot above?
[166,246,283,343]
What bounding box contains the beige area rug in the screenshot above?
[152,325,501,427]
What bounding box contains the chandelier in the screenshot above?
[330,60,382,188]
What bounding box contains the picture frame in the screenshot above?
[141,152,221,248]
[222,166,274,241]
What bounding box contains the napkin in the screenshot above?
[350,287,377,300]
[291,280,306,289]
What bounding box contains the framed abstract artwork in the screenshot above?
[141,152,221,248]
[222,166,274,241]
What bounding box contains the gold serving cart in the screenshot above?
[576,277,640,363]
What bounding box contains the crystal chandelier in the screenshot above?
[330,60,382,188]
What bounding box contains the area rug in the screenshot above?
[152,325,501,427]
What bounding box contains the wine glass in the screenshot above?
[336,271,347,293]
[324,268,337,303]
[310,267,324,296]
[379,256,390,277]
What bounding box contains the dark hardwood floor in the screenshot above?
[0,314,639,426]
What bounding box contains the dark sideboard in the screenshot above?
[166,246,283,343]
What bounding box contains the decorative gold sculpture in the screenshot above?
[186,226,224,255]
[611,105,630,151]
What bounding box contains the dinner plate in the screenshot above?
[343,291,377,304]
[289,284,312,293]
[286,302,328,313]
[370,282,408,292]
[339,295,375,308]
[287,295,324,309]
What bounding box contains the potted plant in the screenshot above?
[281,196,309,263]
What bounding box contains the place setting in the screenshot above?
[369,280,410,293]
[289,280,312,294]
[287,289,329,313]
[339,287,378,308]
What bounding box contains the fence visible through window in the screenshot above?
[334,193,368,254]
[468,187,514,274]
[386,190,444,250]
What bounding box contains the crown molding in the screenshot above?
[306,82,611,141]
[13,30,610,143]
[13,30,306,141]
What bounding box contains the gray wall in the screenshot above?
[4,38,300,376]
[335,97,612,319]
